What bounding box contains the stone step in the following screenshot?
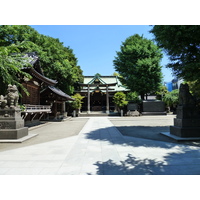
[79,111,119,117]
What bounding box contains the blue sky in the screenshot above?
[31,25,173,82]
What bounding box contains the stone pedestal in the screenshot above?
[0,108,28,139]
[142,101,166,115]
[170,106,200,137]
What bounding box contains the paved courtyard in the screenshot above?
[0,115,200,175]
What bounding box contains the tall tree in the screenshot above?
[150,25,200,82]
[0,25,83,94]
[113,34,163,100]
[0,46,31,95]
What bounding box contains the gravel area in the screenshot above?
[0,117,89,152]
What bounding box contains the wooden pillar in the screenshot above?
[62,101,65,113]
[106,85,109,114]
[87,85,90,113]
[54,101,57,119]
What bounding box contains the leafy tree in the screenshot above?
[113,34,163,100]
[155,85,168,100]
[150,25,200,82]
[113,92,128,111]
[113,72,119,76]
[71,93,84,112]
[0,25,83,95]
[187,80,200,106]
[0,46,31,95]
[126,91,141,103]
[162,89,179,112]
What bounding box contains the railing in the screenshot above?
[21,104,52,120]
[22,104,51,113]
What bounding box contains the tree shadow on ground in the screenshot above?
[89,154,165,175]
[86,125,200,148]
[87,151,200,175]
[85,124,200,175]
[86,126,177,149]
[116,125,200,147]
[115,125,174,142]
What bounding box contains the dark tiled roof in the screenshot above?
[48,86,74,101]
[22,52,57,86]
[30,68,57,86]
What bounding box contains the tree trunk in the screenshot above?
[140,94,145,100]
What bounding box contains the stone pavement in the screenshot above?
[0,116,200,175]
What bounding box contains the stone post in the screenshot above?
[87,85,90,114]
[106,85,109,114]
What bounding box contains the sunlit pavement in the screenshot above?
[0,116,200,175]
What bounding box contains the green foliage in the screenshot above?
[113,92,128,110]
[71,93,84,110]
[19,104,26,111]
[0,25,83,95]
[113,72,119,76]
[0,46,31,95]
[113,34,163,100]
[150,25,200,82]
[187,80,200,101]
[126,92,141,103]
[162,89,179,107]
[155,85,168,100]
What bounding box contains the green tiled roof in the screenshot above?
[82,75,129,92]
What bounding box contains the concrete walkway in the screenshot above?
[0,116,200,175]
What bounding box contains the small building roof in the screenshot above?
[29,68,57,86]
[41,86,74,101]
[22,52,57,86]
[48,86,74,101]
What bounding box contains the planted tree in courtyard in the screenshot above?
[71,93,85,115]
[155,85,168,101]
[162,89,179,112]
[113,34,163,100]
[113,92,128,112]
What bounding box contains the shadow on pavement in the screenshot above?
[87,151,200,175]
[84,124,200,174]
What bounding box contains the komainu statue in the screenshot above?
[0,85,19,109]
[178,83,196,106]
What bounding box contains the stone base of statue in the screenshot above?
[0,108,28,139]
[161,105,200,141]
[170,106,200,137]
[161,83,200,141]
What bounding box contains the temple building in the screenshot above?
[20,52,74,122]
[76,74,129,113]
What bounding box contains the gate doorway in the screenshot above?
[91,91,106,111]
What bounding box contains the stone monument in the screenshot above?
[170,83,200,138]
[127,102,140,116]
[142,100,166,115]
[0,85,28,139]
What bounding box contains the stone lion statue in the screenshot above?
[178,83,196,106]
[0,85,19,109]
